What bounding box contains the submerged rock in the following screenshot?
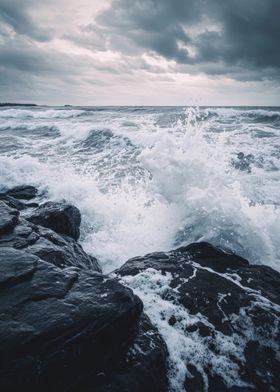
[231,152,254,173]
[0,247,143,391]
[117,242,280,392]
[27,201,81,240]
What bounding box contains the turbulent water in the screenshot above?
[1,105,280,391]
[0,105,279,273]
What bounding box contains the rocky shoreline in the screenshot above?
[0,185,279,391]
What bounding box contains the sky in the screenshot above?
[0,0,279,106]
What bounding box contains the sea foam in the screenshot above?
[0,106,279,272]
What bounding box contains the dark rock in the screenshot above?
[0,201,19,236]
[168,315,177,326]
[0,193,26,210]
[81,314,168,392]
[0,218,101,272]
[25,202,39,208]
[0,192,39,211]
[0,247,143,392]
[177,242,250,272]
[0,246,37,288]
[27,201,81,240]
[6,185,38,200]
[27,227,101,271]
[231,152,254,173]
[117,242,280,391]
[0,196,167,392]
[237,265,280,305]
[119,242,249,275]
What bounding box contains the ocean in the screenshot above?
[0,105,279,273]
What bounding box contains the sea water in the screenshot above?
[1,105,280,391]
[1,105,279,272]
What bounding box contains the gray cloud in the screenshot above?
[93,0,280,80]
[0,0,279,104]
[0,0,51,41]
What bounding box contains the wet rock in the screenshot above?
[0,218,101,272]
[118,242,280,391]
[177,242,249,272]
[6,185,38,200]
[27,201,81,240]
[25,202,39,208]
[0,195,168,392]
[237,265,280,305]
[88,314,168,392]
[0,191,39,211]
[231,152,254,173]
[0,247,143,392]
[0,201,19,236]
[0,193,26,210]
[27,226,101,271]
[0,246,36,288]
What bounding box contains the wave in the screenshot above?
[0,108,86,119]
[0,107,279,273]
[139,108,280,270]
[205,107,280,122]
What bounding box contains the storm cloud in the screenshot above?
[0,0,51,41]
[0,0,279,105]
[95,0,280,79]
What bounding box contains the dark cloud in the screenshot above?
[194,0,280,69]
[0,28,125,104]
[0,32,79,102]
[94,0,280,81]
[0,41,52,74]
[0,0,279,104]
[96,0,199,57]
[0,0,51,41]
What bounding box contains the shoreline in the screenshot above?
[0,185,279,391]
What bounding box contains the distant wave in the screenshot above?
[0,108,86,119]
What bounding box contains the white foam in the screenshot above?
[139,107,280,270]
[0,106,279,273]
[120,267,280,391]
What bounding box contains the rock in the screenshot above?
[119,242,249,275]
[0,247,143,391]
[117,242,280,392]
[0,191,39,211]
[27,226,101,271]
[0,201,19,236]
[87,314,168,392]
[0,194,167,391]
[0,218,101,272]
[0,196,101,272]
[0,246,36,288]
[237,265,280,305]
[231,152,254,173]
[6,185,38,200]
[0,193,26,211]
[27,201,81,240]
[25,202,39,208]
[177,242,249,272]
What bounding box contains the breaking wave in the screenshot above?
[0,106,279,272]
